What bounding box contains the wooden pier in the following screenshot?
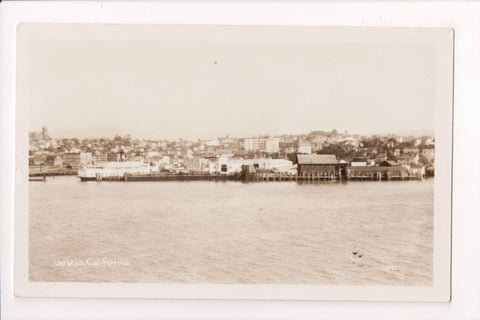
[121,173,237,182]
[346,166,424,181]
[79,166,425,183]
[243,172,338,182]
[29,168,78,177]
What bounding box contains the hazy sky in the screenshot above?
[25,26,436,140]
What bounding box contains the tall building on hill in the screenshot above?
[41,126,49,140]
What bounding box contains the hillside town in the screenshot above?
[29,126,435,181]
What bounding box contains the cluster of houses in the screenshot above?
[29,127,435,179]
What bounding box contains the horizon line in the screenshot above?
[31,127,435,140]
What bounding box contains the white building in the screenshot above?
[350,158,368,167]
[265,138,280,153]
[206,140,220,147]
[297,144,312,155]
[80,152,92,166]
[185,157,210,172]
[78,161,151,180]
[214,157,294,175]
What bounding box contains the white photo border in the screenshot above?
[2,1,479,319]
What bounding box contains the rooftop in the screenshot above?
[297,154,338,165]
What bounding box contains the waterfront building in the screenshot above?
[378,160,399,167]
[93,152,108,164]
[296,154,347,177]
[78,161,151,181]
[409,164,426,178]
[215,157,294,175]
[63,152,81,169]
[347,165,410,180]
[44,155,63,167]
[185,157,210,173]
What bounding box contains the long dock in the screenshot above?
[87,168,424,183]
[29,169,78,177]
[123,173,237,182]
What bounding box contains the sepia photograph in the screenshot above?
[14,23,453,301]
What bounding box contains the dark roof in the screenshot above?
[379,160,399,166]
[297,154,338,165]
[351,157,367,162]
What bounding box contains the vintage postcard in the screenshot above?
[14,24,453,301]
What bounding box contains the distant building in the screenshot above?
[279,142,297,155]
[206,140,219,147]
[425,138,435,146]
[80,152,92,166]
[265,138,280,153]
[403,147,419,154]
[147,151,160,158]
[41,126,49,140]
[311,137,327,152]
[123,153,135,161]
[108,152,121,162]
[350,157,368,167]
[297,143,312,155]
[396,154,419,165]
[244,138,266,152]
[421,148,435,161]
[374,153,387,164]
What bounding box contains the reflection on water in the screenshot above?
[29,176,433,285]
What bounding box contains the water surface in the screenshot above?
[29,177,433,285]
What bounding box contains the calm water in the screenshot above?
[29,177,433,286]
